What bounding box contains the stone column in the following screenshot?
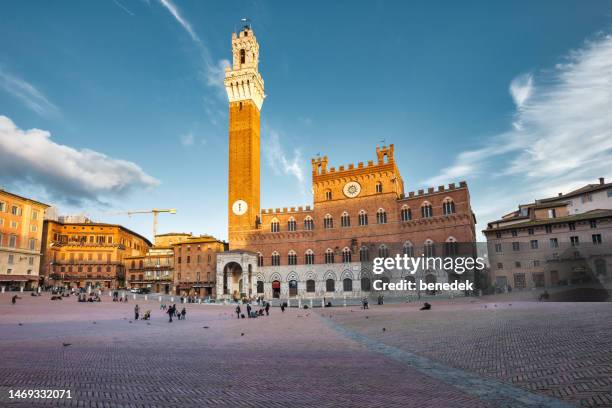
[227,274,233,299]
[265,282,272,300]
[242,270,249,298]
[216,271,223,300]
[281,281,289,301]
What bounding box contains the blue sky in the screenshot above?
[1,0,611,241]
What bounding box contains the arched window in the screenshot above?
[403,241,414,257]
[443,198,456,215]
[325,189,332,200]
[288,250,297,265]
[445,237,458,256]
[324,214,333,229]
[271,251,280,266]
[325,248,334,264]
[130,260,135,269]
[305,249,315,265]
[358,210,368,226]
[257,252,264,267]
[359,246,369,262]
[304,216,314,231]
[376,208,387,224]
[287,217,297,232]
[257,281,264,293]
[424,240,435,257]
[343,278,353,292]
[375,181,383,193]
[421,202,433,218]
[341,212,350,227]
[240,48,245,64]
[378,244,389,258]
[400,205,412,222]
[306,279,315,292]
[271,219,280,233]
[326,278,335,292]
[361,277,371,291]
[139,260,143,269]
[342,247,352,263]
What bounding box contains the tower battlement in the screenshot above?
[402,181,468,200]
[261,206,313,215]
[311,144,396,178]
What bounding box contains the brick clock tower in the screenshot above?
[224,25,265,247]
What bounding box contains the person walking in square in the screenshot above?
[167,305,174,322]
[265,301,270,316]
[134,304,140,320]
[235,305,241,319]
[246,303,252,318]
[181,308,186,320]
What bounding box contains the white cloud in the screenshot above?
[263,128,306,187]
[180,132,194,147]
[112,0,134,16]
[204,59,230,96]
[0,115,159,205]
[424,33,612,228]
[509,73,533,108]
[0,69,60,117]
[158,0,200,43]
[155,1,229,105]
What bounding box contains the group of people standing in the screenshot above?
[112,291,128,302]
[133,304,151,320]
[161,303,186,322]
[235,301,270,319]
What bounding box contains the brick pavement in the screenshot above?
[0,293,608,407]
[325,299,612,407]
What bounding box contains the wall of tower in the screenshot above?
[228,99,260,242]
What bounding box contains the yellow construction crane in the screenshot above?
[109,209,177,239]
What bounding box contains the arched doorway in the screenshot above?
[343,278,353,292]
[272,280,281,298]
[222,262,243,300]
[425,273,436,295]
[289,280,298,297]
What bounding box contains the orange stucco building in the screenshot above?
[40,218,151,290]
[0,189,49,290]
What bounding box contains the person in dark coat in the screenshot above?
[246,303,252,318]
[180,308,186,320]
[265,302,270,316]
[235,305,241,319]
[167,305,174,322]
[134,304,140,320]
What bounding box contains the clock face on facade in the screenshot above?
[343,181,362,198]
[232,200,248,216]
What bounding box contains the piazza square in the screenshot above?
[1,2,612,408]
[0,292,610,407]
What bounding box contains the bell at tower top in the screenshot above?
[230,26,259,71]
[224,23,265,110]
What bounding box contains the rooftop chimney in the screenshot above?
[599,177,605,185]
[558,193,562,197]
